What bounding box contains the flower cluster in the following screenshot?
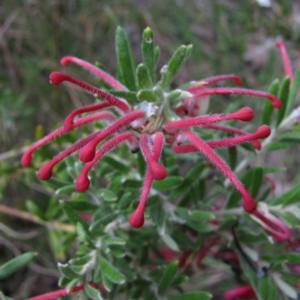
[22,28,282,229]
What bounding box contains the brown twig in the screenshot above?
[0,204,75,233]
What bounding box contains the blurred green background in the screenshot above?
[1,0,300,298]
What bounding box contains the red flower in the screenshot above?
[276,40,293,81]
[250,203,292,242]
[22,53,281,228]
[223,284,255,300]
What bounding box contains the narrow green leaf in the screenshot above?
[60,201,89,230]
[170,292,212,300]
[102,235,126,246]
[258,276,277,300]
[263,167,286,174]
[118,191,134,210]
[93,263,102,283]
[262,79,279,125]
[123,178,142,189]
[265,141,292,151]
[97,189,118,202]
[160,234,180,252]
[158,261,179,295]
[55,185,76,195]
[106,90,137,105]
[90,213,116,231]
[137,151,146,177]
[175,207,215,222]
[142,27,155,83]
[250,166,263,198]
[115,26,136,91]
[274,276,297,299]
[285,63,300,116]
[109,245,126,258]
[277,130,300,141]
[154,45,160,65]
[69,255,90,267]
[102,156,130,172]
[265,253,300,264]
[65,279,80,292]
[58,263,79,279]
[0,292,14,300]
[136,63,153,89]
[137,89,157,102]
[76,222,88,241]
[159,45,193,88]
[228,146,237,170]
[276,76,290,126]
[84,284,103,300]
[271,183,300,205]
[25,200,44,220]
[0,252,37,279]
[102,274,113,291]
[99,256,126,284]
[153,176,183,190]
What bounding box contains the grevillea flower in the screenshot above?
[22,28,282,228]
[276,40,294,82]
[250,203,292,242]
[223,284,255,300]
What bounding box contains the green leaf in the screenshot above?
[137,89,156,102]
[107,90,137,105]
[102,156,130,172]
[136,64,153,89]
[263,167,286,174]
[158,261,179,295]
[84,284,103,300]
[160,234,180,252]
[123,178,142,189]
[285,63,300,116]
[265,253,300,264]
[90,213,116,231]
[154,45,160,65]
[276,76,290,126]
[273,276,298,299]
[98,256,126,284]
[76,222,88,241]
[265,141,292,151]
[175,207,215,222]
[170,292,212,300]
[159,44,193,88]
[109,245,126,258]
[102,274,113,291]
[58,263,79,279]
[258,276,277,300]
[55,185,76,195]
[250,166,263,198]
[142,27,155,83]
[271,183,300,205]
[153,176,183,190]
[277,130,300,141]
[262,79,279,125]
[137,151,146,177]
[118,191,134,210]
[115,26,136,91]
[0,292,14,300]
[228,146,237,170]
[0,252,37,279]
[25,200,44,220]
[102,235,126,246]
[97,189,118,202]
[60,201,89,230]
